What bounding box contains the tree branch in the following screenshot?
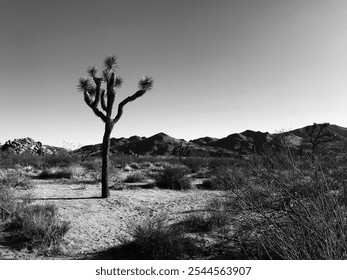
[84,91,107,122]
[91,78,102,108]
[101,89,107,112]
[105,73,116,118]
[113,90,146,123]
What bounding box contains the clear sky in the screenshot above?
[0,0,346,148]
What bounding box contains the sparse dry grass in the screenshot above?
[8,203,70,254]
[125,215,198,259]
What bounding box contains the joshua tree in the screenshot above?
[77,55,153,198]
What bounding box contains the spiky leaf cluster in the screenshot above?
[103,55,118,71]
[87,66,98,78]
[115,76,123,88]
[77,78,93,92]
[138,76,154,91]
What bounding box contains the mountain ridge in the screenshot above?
[2,123,346,157]
[74,123,347,157]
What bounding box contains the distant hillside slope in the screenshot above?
[283,124,347,153]
[75,123,347,157]
[203,130,271,154]
[5,123,345,157]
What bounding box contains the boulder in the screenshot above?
[1,138,57,155]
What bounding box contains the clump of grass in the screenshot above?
[207,157,236,173]
[180,157,207,173]
[0,171,34,190]
[82,159,119,183]
[127,215,196,259]
[0,184,16,223]
[109,155,133,169]
[82,159,102,181]
[156,165,191,190]
[124,173,146,183]
[38,167,74,179]
[9,203,70,254]
[200,167,250,190]
[0,171,34,223]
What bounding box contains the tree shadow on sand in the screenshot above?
[83,243,144,260]
[31,196,102,201]
[82,241,247,260]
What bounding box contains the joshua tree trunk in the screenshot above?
[77,55,153,198]
[101,122,113,198]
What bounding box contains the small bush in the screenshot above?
[156,165,191,190]
[39,153,77,168]
[128,215,196,259]
[208,158,235,173]
[10,203,70,253]
[38,167,74,179]
[124,173,146,183]
[0,185,16,223]
[202,167,250,190]
[109,155,133,169]
[82,159,119,182]
[0,171,34,190]
[180,157,207,173]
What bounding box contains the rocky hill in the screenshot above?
[1,138,66,155]
[75,123,346,157]
[193,130,272,155]
[75,132,236,158]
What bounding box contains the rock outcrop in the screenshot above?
[1,138,62,155]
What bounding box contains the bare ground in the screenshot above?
[0,176,226,260]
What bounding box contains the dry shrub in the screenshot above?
[227,148,347,259]
[128,215,196,259]
[209,167,251,190]
[180,157,207,173]
[0,171,35,223]
[208,158,236,173]
[124,173,146,183]
[9,203,70,254]
[38,167,74,179]
[0,171,34,190]
[156,165,191,190]
[39,153,77,168]
[82,159,119,183]
[0,185,16,223]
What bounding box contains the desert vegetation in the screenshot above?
[1,124,347,259]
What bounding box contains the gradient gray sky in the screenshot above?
[0,0,346,147]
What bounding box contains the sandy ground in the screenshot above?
[0,176,224,260]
